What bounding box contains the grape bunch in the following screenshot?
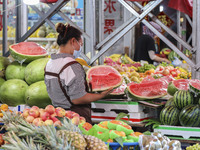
[186,143,200,150]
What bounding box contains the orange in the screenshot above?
[0,104,8,111]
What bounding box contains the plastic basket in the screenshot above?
[105,142,139,150]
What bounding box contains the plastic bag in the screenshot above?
[172,57,182,67]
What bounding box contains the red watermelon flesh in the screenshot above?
[87,65,123,91]
[190,80,200,90]
[173,79,190,90]
[110,83,126,95]
[11,42,47,55]
[128,80,167,98]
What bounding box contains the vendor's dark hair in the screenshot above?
[56,23,82,46]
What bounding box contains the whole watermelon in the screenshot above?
[165,97,175,107]
[160,106,180,126]
[0,77,5,88]
[179,105,200,127]
[5,61,27,80]
[174,90,193,110]
[25,58,49,85]
[0,79,28,106]
[25,81,52,108]
[0,56,11,77]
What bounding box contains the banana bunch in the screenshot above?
[46,33,58,38]
[108,54,121,62]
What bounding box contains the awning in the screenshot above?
[168,0,193,17]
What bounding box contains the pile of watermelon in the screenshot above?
[160,79,200,127]
[0,42,52,108]
[79,120,142,143]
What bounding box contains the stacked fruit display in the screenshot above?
[0,42,53,108]
[79,120,143,143]
[1,111,108,150]
[22,105,86,127]
[160,79,200,127]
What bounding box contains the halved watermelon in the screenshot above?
[86,65,123,91]
[9,42,48,63]
[110,82,126,95]
[127,80,167,100]
[189,80,200,104]
[167,79,190,96]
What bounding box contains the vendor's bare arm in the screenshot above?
[72,88,113,104]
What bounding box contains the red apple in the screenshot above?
[41,112,50,121]
[54,120,62,126]
[29,108,40,118]
[31,106,39,110]
[45,105,55,115]
[22,108,30,118]
[65,111,75,119]
[39,109,45,117]
[71,116,80,125]
[79,116,86,124]
[26,116,34,123]
[55,107,66,117]
[50,113,57,119]
[51,117,59,123]
[33,118,42,126]
[44,119,54,126]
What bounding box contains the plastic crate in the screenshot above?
[105,142,139,150]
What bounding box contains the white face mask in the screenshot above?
[73,40,82,58]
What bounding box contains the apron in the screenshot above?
[45,60,92,124]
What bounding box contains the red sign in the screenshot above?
[104,19,116,34]
[104,0,116,13]
[157,12,174,28]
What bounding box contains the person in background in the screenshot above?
[44,23,113,123]
[134,21,171,64]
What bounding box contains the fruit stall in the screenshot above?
[1,0,200,149]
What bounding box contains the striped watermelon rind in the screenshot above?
[174,90,193,110]
[165,97,175,107]
[179,105,200,127]
[189,80,200,104]
[86,65,123,92]
[160,106,180,126]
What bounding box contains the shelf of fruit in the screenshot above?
[104,53,191,84]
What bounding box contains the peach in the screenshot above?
[39,109,45,117]
[54,120,62,126]
[32,118,42,126]
[37,120,44,126]
[29,108,40,118]
[79,116,86,124]
[44,119,54,126]
[31,106,39,110]
[45,105,55,115]
[22,108,30,118]
[71,116,80,125]
[50,113,57,118]
[26,116,34,123]
[41,112,50,121]
[65,111,75,119]
[55,107,66,117]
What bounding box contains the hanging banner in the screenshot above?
[168,0,193,17]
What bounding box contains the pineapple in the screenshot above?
[84,135,108,150]
[57,130,87,150]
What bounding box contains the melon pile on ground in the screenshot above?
[0,42,51,108]
[160,79,200,127]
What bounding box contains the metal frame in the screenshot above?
[2,0,200,78]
